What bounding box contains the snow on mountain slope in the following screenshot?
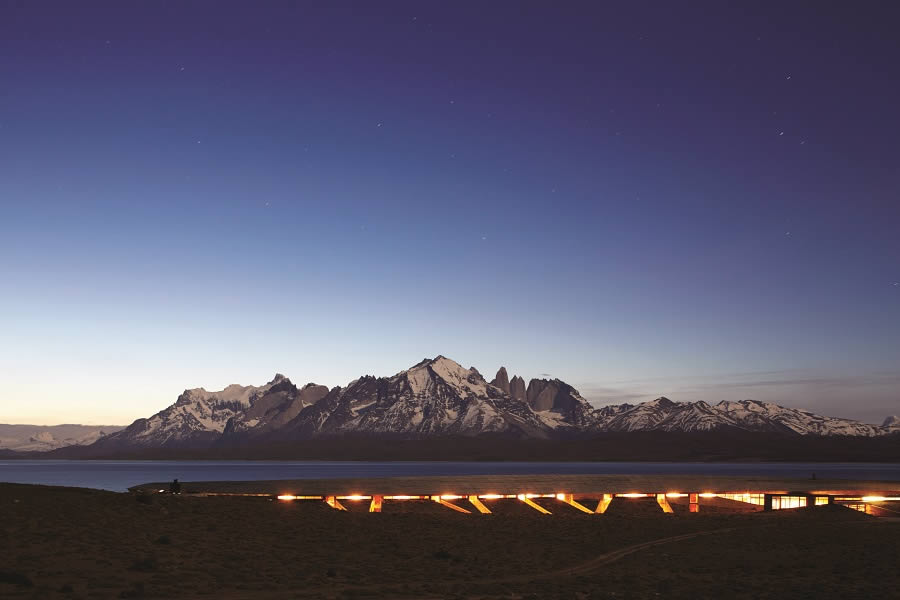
[79,356,900,451]
[282,356,550,438]
[592,396,893,436]
[0,424,124,451]
[224,380,329,437]
[100,374,297,447]
[715,400,888,436]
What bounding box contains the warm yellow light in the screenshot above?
[861,496,900,502]
[618,493,648,498]
[440,494,463,500]
[556,493,567,500]
[666,493,688,498]
[479,494,505,500]
[699,493,717,498]
[384,495,421,500]
[277,494,297,501]
[339,495,371,501]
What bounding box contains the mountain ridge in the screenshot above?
[0,424,125,452]
[76,356,898,454]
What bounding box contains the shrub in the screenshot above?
[0,571,33,587]
[129,556,158,572]
[119,581,146,598]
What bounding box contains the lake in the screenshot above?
[1,460,899,492]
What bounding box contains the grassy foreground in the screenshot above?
[1,482,898,599]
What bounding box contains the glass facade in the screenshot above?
[771,495,807,510]
[716,493,765,505]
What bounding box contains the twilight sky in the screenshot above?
[1,2,898,425]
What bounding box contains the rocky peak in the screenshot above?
[491,367,510,394]
[883,415,900,428]
[509,375,526,402]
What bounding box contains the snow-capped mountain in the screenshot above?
[594,397,898,436]
[714,399,888,436]
[598,397,737,433]
[0,424,123,451]
[84,356,900,451]
[96,374,315,448]
[271,356,552,439]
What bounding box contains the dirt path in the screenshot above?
[526,527,736,581]
[219,517,896,599]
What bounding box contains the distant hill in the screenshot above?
[0,424,124,452]
[40,355,900,460]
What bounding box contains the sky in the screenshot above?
[1,1,899,426]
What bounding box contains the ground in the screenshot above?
[1,483,898,599]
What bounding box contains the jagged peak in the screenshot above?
[648,396,675,407]
[883,415,900,427]
[407,355,469,374]
[491,366,510,393]
[409,355,456,369]
[268,373,289,385]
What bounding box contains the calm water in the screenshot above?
[1,460,898,492]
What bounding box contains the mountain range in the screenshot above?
[0,424,124,452]
[76,355,898,454]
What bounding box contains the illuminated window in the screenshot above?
[772,495,807,510]
[716,493,765,505]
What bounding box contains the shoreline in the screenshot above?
[129,473,900,496]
